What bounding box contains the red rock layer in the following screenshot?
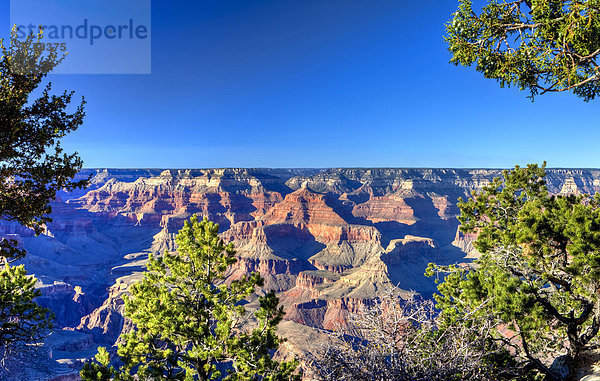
[352,195,416,224]
[430,196,459,218]
[262,188,347,226]
[285,297,372,330]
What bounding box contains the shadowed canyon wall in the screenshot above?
[3,167,600,376]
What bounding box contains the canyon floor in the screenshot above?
[3,167,599,379]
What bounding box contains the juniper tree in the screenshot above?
[0,264,52,365]
[82,215,299,381]
[1,27,86,262]
[427,163,600,380]
[446,0,600,101]
[0,27,86,362]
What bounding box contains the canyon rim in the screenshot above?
[3,167,599,378]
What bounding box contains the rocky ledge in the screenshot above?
[6,167,600,377]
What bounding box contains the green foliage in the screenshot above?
[0,26,85,360]
[427,163,600,380]
[82,215,300,381]
[1,26,86,261]
[446,0,600,101]
[0,263,53,358]
[80,347,125,381]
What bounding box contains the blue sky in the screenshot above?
[2,0,598,168]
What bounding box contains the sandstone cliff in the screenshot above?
[8,167,600,376]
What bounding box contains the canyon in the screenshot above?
[3,167,600,378]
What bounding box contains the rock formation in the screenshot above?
[6,167,600,377]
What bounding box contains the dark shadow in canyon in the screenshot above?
[323,192,373,226]
[372,195,461,248]
[264,224,326,263]
[30,203,165,332]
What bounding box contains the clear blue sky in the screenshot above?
[2,0,598,168]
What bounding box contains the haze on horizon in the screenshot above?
[1,0,596,169]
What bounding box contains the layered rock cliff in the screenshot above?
[6,167,600,375]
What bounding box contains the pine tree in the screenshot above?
[1,27,86,261]
[0,26,86,363]
[0,264,52,363]
[446,0,600,101]
[427,163,600,380]
[82,215,300,380]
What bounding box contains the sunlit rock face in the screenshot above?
[10,167,600,372]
